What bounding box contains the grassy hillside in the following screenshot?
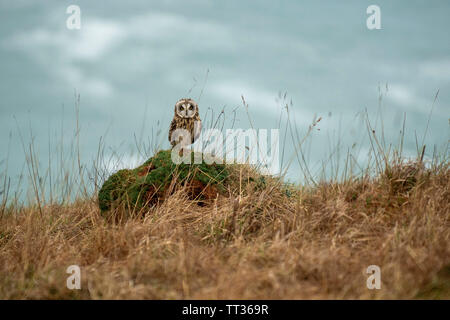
[0,155,448,299]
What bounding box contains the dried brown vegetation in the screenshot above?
[1,93,448,299]
[0,159,448,299]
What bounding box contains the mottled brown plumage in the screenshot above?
[168,98,202,148]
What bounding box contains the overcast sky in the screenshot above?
[0,1,449,195]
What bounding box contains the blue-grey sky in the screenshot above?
[0,1,449,197]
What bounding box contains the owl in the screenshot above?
[168,98,202,148]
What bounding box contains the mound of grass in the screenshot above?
[0,159,448,299]
[98,150,229,219]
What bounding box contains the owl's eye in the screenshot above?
[188,105,194,111]
[179,105,185,111]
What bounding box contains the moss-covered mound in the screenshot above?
[98,150,229,218]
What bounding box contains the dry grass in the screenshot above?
[1,94,448,299]
[0,159,448,300]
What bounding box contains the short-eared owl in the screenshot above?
[168,98,202,148]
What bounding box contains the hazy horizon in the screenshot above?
[1,1,449,201]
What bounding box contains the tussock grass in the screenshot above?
[0,92,448,299]
[0,158,448,299]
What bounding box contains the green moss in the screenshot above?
[98,150,229,217]
[98,169,136,212]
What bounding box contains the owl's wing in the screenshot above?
[169,119,178,144]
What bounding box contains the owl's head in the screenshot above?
[174,98,198,118]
